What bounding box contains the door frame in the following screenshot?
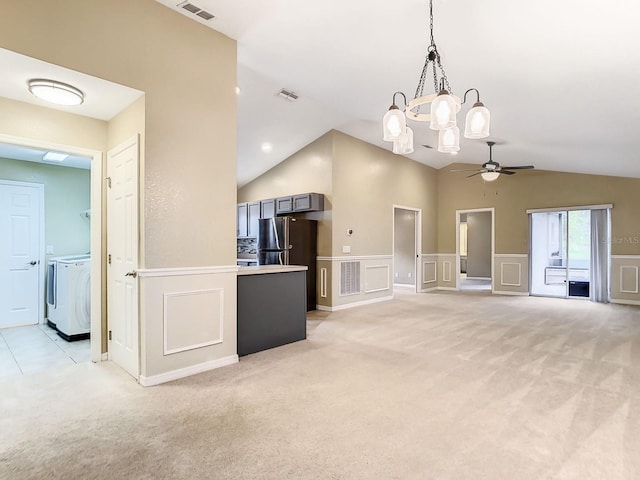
[392,205,423,293]
[0,179,44,326]
[0,133,103,363]
[455,208,495,292]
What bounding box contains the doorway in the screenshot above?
[0,135,103,370]
[456,209,494,291]
[393,206,422,293]
[529,206,611,300]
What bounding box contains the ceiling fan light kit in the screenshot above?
[453,141,535,181]
[382,0,491,155]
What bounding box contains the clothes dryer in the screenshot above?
[54,256,91,341]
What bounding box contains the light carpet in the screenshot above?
[1,291,640,479]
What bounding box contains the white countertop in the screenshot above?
[237,265,308,276]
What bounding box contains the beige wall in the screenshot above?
[238,131,333,256]
[438,165,640,256]
[466,211,492,278]
[1,0,237,268]
[332,131,438,256]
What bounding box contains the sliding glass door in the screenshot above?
[530,210,591,298]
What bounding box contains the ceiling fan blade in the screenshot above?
[450,168,482,172]
[500,165,535,170]
[500,170,516,175]
[467,171,485,178]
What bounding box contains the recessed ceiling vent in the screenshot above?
[277,89,299,102]
[177,1,215,20]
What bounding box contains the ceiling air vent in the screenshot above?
[177,1,215,20]
[277,89,299,102]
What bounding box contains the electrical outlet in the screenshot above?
[408,272,412,278]
[46,245,54,254]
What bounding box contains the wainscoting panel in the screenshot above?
[494,254,529,295]
[611,256,640,304]
[364,265,390,293]
[163,288,223,355]
[317,256,392,310]
[437,254,457,290]
[138,266,238,386]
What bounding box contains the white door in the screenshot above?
[0,181,43,328]
[107,136,139,379]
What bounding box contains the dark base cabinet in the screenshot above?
[237,270,307,356]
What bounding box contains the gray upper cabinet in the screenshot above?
[293,193,324,212]
[276,196,293,214]
[247,202,261,238]
[276,193,324,215]
[237,203,248,237]
[261,199,276,219]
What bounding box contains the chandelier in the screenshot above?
[382,0,491,155]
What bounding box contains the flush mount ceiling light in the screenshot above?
[382,0,491,155]
[261,142,273,153]
[28,79,84,106]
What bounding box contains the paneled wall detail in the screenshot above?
[500,263,522,287]
[317,256,393,311]
[494,254,529,295]
[364,265,390,293]
[611,256,640,304]
[163,288,223,355]
[436,254,457,290]
[138,266,238,386]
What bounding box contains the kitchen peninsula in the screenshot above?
[237,265,308,356]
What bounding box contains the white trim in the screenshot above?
[422,260,437,283]
[364,264,390,293]
[467,276,491,281]
[493,290,529,296]
[437,287,458,291]
[394,283,415,288]
[442,261,452,282]
[320,267,327,298]
[316,295,393,312]
[494,254,528,258]
[317,255,393,261]
[526,204,613,214]
[619,266,639,294]
[500,263,522,287]
[611,255,640,259]
[421,253,438,257]
[611,298,640,306]
[162,288,224,355]
[434,253,456,257]
[137,265,239,277]
[0,133,103,364]
[139,354,239,387]
[101,352,109,361]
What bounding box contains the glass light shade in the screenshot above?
[392,127,414,155]
[383,107,406,141]
[438,125,460,153]
[464,104,491,139]
[481,171,500,182]
[28,79,84,106]
[430,92,457,130]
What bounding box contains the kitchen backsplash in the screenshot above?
[237,237,257,254]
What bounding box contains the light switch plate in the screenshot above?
[342,245,351,254]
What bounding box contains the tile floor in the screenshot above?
[0,323,90,380]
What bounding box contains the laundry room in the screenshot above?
[0,150,92,376]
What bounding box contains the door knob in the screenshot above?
[29,261,37,266]
[125,271,137,278]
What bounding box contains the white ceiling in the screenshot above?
[157,0,640,186]
[0,48,143,169]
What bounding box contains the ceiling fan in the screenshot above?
[452,141,535,181]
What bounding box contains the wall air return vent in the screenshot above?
[177,1,215,20]
[277,89,299,102]
[340,261,361,296]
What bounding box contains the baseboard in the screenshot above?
[437,287,458,291]
[420,287,438,293]
[139,354,239,387]
[493,290,529,296]
[610,298,640,306]
[101,352,109,361]
[465,277,491,281]
[316,295,393,312]
[393,283,415,288]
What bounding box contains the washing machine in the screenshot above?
[54,256,91,341]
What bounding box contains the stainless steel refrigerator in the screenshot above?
[257,217,318,311]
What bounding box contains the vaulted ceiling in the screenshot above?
[157,0,640,186]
